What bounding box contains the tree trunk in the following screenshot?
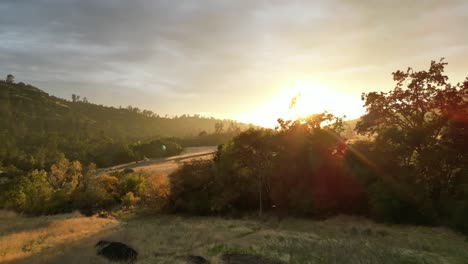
[258,160,268,218]
[258,182,262,217]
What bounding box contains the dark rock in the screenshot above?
[95,240,138,264]
[221,253,285,264]
[185,255,210,264]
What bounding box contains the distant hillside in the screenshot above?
[0,81,250,170]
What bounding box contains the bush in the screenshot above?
[169,160,215,214]
[366,180,438,225]
[142,174,170,211]
[5,170,53,215]
[133,139,183,159]
[119,173,145,197]
[47,189,73,214]
[122,192,136,208]
[443,200,468,235]
[74,175,119,214]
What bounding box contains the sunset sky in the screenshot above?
[1,0,467,127]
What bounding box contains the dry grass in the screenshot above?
[0,211,119,263]
[1,212,467,264]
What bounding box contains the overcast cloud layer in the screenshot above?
[1,0,467,123]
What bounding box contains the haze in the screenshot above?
[1,0,467,127]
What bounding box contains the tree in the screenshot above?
[169,160,216,214]
[357,59,465,154]
[6,74,15,83]
[48,156,82,193]
[227,129,277,216]
[143,174,170,211]
[356,59,468,201]
[6,170,53,214]
[122,192,136,207]
[214,122,224,134]
[272,113,356,215]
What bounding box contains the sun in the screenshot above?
[238,81,365,128]
[287,82,336,118]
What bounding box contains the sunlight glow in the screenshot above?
[238,81,365,128]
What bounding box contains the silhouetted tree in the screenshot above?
[225,129,277,216]
[6,74,14,83]
[214,122,224,134]
[356,58,468,201]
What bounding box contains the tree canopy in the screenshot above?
[0,81,248,172]
[169,59,468,234]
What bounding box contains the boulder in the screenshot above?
[95,240,138,264]
[221,253,285,264]
[184,255,210,264]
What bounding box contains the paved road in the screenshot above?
[99,146,217,175]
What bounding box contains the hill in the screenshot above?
[0,81,249,171]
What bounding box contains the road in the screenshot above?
[99,146,217,175]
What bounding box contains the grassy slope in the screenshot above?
[0,82,249,140]
[1,211,467,264]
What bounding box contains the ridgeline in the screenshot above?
[0,81,249,171]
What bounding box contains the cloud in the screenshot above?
[0,0,467,119]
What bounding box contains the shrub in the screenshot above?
[122,192,136,208]
[444,200,468,235]
[5,170,53,215]
[74,175,119,214]
[142,174,170,211]
[367,180,437,225]
[47,189,73,214]
[119,173,145,197]
[169,160,215,214]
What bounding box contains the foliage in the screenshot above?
[141,174,170,211]
[5,170,53,214]
[272,114,365,216]
[177,129,243,147]
[122,192,136,208]
[169,160,216,214]
[1,157,167,215]
[49,155,83,192]
[1,59,467,236]
[0,81,248,173]
[132,139,182,159]
[169,129,278,215]
[352,59,468,230]
[118,173,146,197]
[5,74,14,83]
[169,59,468,235]
[169,118,366,217]
[73,175,119,214]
